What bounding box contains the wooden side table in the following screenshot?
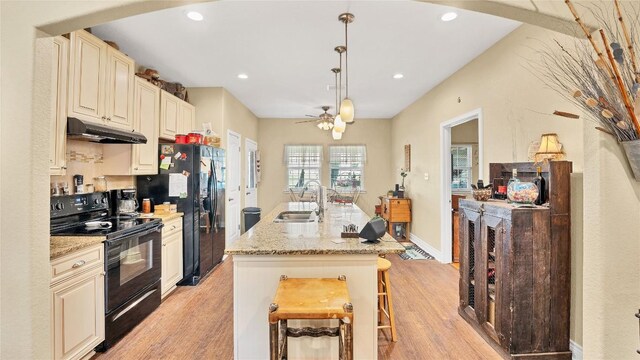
[381,197,411,239]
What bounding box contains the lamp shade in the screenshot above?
[332,128,343,140]
[535,133,565,162]
[340,98,354,123]
[333,115,346,133]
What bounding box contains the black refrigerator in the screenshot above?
[137,144,225,285]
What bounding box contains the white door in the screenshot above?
[226,130,242,244]
[245,139,258,208]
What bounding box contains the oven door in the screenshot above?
[105,225,162,313]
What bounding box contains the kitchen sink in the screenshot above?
[273,211,316,223]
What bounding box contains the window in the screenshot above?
[284,145,322,189]
[329,145,366,191]
[451,145,472,190]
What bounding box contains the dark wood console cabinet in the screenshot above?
[458,161,572,359]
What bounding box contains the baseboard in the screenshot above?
[570,340,583,360]
[409,233,444,262]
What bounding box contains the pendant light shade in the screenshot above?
[340,98,354,123]
[333,114,346,133]
[332,128,343,140]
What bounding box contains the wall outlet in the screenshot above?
[424,173,429,181]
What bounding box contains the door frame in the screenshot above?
[440,108,484,264]
[245,138,258,208]
[226,129,242,245]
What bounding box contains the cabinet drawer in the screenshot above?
[162,218,183,236]
[389,209,411,222]
[51,244,104,284]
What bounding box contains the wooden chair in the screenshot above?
[269,275,354,360]
[377,257,397,341]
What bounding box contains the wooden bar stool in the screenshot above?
[269,275,354,360]
[377,257,397,342]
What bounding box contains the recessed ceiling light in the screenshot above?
[237,73,249,79]
[393,73,404,79]
[187,11,204,21]
[441,12,458,22]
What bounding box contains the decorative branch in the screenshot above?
[614,0,640,83]
[564,0,613,78]
[600,29,640,135]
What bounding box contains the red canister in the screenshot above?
[187,133,203,144]
[175,134,188,144]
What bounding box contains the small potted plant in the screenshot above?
[399,168,409,198]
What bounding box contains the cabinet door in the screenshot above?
[179,102,195,135]
[162,230,183,297]
[132,77,160,175]
[459,207,481,312]
[104,48,134,130]
[476,213,505,339]
[52,269,105,360]
[160,91,180,140]
[68,30,106,124]
[50,36,69,175]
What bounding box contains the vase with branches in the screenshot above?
[532,0,640,180]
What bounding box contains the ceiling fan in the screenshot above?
[296,106,335,131]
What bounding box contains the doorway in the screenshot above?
[245,139,258,208]
[226,130,242,245]
[440,108,483,264]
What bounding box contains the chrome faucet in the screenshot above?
[303,180,324,222]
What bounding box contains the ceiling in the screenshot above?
[92,1,520,119]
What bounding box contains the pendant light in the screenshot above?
[338,13,355,123]
[332,62,346,134]
[332,128,343,140]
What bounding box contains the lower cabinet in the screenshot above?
[51,245,105,360]
[161,217,183,298]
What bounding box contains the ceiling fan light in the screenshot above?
[333,115,346,133]
[317,122,324,130]
[340,98,354,123]
[332,128,343,140]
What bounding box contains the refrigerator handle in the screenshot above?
[211,159,217,230]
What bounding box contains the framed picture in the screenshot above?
[404,144,411,171]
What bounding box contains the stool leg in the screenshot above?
[269,321,278,360]
[339,320,344,360]
[383,269,397,342]
[279,319,288,360]
[344,321,353,360]
[377,270,384,325]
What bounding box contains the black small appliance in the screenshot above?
[359,217,387,243]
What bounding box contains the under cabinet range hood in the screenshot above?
[67,117,147,144]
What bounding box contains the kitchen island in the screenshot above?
[226,202,405,360]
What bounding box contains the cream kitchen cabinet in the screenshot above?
[103,76,159,175]
[50,244,105,360]
[50,35,69,175]
[68,29,134,131]
[179,101,196,135]
[161,217,183,298]
[160,90,195,140]
[159,90,180,140]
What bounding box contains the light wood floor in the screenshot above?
[94,255,500,360]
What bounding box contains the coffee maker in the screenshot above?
[110,188,139,217]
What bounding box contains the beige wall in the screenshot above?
[188,87,259,210]
[390,24,585,345]
[451,119,479,187]
[258,118,392,216]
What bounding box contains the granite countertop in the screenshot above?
[225,202,406,256]
[50,235,106,260]
[146,212,184,222]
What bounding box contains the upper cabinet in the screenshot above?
[50,35,69,175]
[68,30,134,131]
[132,77,160,174]
[179,101,196,135]
[160,90,195,140]
[160,90,180,140]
